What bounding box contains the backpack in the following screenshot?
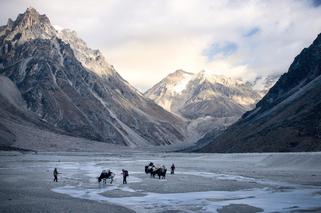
[124,170,129,177]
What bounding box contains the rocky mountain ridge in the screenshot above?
[0,7,185,148]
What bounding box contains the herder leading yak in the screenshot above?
[145,162,167,179]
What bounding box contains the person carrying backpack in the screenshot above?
[122,169,129,184]
[171,163,175,174]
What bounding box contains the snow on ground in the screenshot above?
[1,152,321,213]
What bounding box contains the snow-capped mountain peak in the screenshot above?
[58,29,113,77]
[145,69,262,142]
[144,69,193,111]
[193,70,243,86]
[167,69,194,94]
[146,69,261,115]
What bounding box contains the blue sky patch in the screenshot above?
[312,0,321,7]
[243,27,260,37]
[202,41,237,61]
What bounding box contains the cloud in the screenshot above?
[1,0,321,91]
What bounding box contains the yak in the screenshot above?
[98,170,114,184]
[145,162,167,179]
[145,162,155,175]
[151,167,167,179]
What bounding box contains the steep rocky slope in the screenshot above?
[0,8,185,148]
[197,33,321,152]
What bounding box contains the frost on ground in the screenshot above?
[1,152,321,213]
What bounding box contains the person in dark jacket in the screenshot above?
[53,168,60,182]
[171,163,175,174]
[122,169,129,184]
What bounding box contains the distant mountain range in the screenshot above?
[145,70,275,141]
[0,7,185,149]
[196,33,321,152]
[246,75,280,97]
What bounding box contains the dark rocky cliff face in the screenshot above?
[0,8,185,147]
[1,38,125,143]
[252,33,321,116]
[196,33,321,153]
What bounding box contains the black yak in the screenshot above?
[98,170,114,184]
[151,166,167,179]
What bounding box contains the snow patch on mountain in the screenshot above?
[247,74,280,97]
[58,29,114,77]
[145,69,263,141]
[172,71,194,94]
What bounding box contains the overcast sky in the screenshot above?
[1,0,321,91]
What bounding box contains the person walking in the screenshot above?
[122,169,129,184]
[53,168,60,182]
[171,163,175,174]
[106,170,114,184]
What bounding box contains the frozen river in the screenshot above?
[1,151,321,213]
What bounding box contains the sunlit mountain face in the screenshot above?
[0,8,186,148]
[145,69,266,142]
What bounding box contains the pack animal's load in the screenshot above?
[145,162,155,174]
